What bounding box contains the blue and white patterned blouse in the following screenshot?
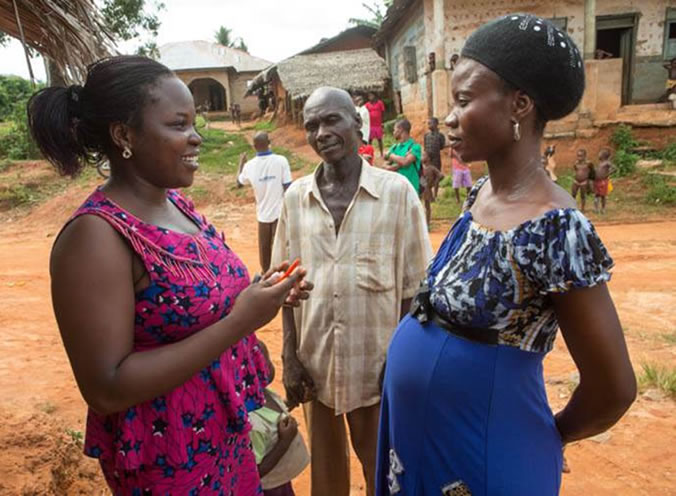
[429,176,614,353]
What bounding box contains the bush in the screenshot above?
[611,124,639,151]
[0,75,34,121]
[0,84,41,161]
[661,142,676,163]
[0,103,40,160]
[614,148,638,177]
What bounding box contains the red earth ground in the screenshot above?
[0,123,674,495]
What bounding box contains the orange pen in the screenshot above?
[277,258,300,283]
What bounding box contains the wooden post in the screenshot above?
[584,0,596,60]
[12,0,35,87]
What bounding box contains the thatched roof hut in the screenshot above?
[0,0,115,83]
[251,48,389,102]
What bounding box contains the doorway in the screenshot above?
[188,78,227,111]
[596,14,638,105]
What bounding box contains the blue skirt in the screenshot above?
[376,315,563,496]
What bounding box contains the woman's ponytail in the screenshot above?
[27,85,87,177]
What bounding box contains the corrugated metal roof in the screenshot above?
[159,41,272,73]
[373,0,418,46]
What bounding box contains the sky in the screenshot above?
[0,0,379,81]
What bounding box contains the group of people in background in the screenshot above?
[25,13,638,496]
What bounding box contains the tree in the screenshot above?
[348,0,393,29]
[214,26,233,47]
[0,75,34,121]
[101,0,165,59]
[235,38,248,53]
[214,25,248,53]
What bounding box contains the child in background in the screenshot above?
[572,148,594,212]
[421,151,442,229]
[250,341,310,496]
[451,148,472,204]
[594,148,615,214]
[357,130,375,165]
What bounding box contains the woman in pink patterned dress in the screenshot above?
[27,55,310,495]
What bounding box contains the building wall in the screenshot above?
[383,0,674,132]
[386,2,429,125]
[440,0,673,103]
[229,71,259,116]
[441,0,585,63]
[597,0,673,103]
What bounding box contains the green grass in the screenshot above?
[198,128,252,174]
[662,332,676,345]
[65,428,84,447]
[642,172,676,206]
[638,362,676,397]
[272,146,312,172]
[241,121,277,133]
[253,121,276,132]
[0,170,69,210]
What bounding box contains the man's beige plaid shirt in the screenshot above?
[271,160,433,415]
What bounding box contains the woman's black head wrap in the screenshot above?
[461,14,586,121]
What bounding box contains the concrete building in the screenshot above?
[374,0,676,137]
[159,41,272,117]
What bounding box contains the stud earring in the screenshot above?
[511,119,521,142]
[122,146,132,159]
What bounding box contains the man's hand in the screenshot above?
[283,354,316,410]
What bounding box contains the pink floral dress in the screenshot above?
[67,188,268,495]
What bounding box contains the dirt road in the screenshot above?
[0,178,674,494]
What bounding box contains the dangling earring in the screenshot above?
[122,146,132,159]
[511,119,521,142]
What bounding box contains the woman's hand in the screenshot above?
[257,261,314,308]
[229,262,309,335]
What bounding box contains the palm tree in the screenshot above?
[234,38,248,53]
[348,0,393,29]
[214,26,233,47]
[214,26,249,53]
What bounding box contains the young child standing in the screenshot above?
[594,148,615,214]
[451,148,472,204]
[250,341,310,496]
[421,151,442,229]
[572,148,594,212]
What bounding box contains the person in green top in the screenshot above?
[249,341,309,495]
[384,118,422,193]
